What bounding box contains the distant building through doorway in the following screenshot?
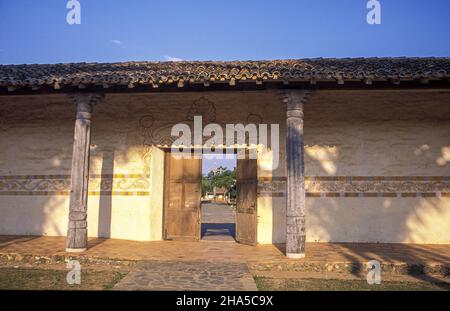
[201,154,237,241]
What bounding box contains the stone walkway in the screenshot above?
[201,203,236,242]
[113,261,257,291]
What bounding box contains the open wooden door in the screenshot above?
[236,155,258,245]
[164,153,202,240]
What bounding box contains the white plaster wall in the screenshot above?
[0,90,449,244]
[0,92,284,241]
[257,196,286,244]
[0,195,154,241]
[257,90,450,244]
[0,95,160,240]
[307,197,450,244]
[148,147,165,240]
[0,196,68,236]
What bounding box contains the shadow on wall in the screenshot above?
[41,196,68,236]
[0,95,145,245]
[97,149,114,238]
[300,93,450,245]
[304,146,449,245]
[30,147,125,245]
[301,119,449,287]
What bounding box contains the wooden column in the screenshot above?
[283,90,312,258]
[66,93,103,252]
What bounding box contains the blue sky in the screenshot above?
[1,0,449,64]
[202,155,236,175]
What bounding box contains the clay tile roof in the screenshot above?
[1,57,450,91]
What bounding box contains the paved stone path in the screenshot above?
[113,260,257,291]
[201,203,236,242]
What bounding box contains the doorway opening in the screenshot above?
[201,154,237,242]
[163,149,258,245]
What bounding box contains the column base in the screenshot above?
[66,248,87,253]
[286,253,305,259]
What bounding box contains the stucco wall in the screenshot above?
[0,90,449,244]
[305,90,450,244]
[0,92,283,241]
[0,94,163,240]
[257,90,450,244]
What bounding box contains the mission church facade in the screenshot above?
[0,58,449,257]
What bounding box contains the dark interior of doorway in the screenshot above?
[201,153,237,242]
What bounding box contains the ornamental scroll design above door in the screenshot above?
[137,96,264,162]
[186,96,217,124]
[138,96,218,147]
[137,96,218,174]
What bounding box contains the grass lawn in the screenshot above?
[0,267,128,290]
[1,267,448,291]
[254,277,450,291]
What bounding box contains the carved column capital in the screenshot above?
[67,93,104,120]
[278,90,313,116]
[68,93,104,105]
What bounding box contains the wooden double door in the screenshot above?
[163,152,257,245]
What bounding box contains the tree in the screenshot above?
[201,176,212,196]
[212,169,236,190]
[202,166,237,199]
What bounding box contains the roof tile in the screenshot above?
[0,58,449,90]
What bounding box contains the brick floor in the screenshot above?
[0,235,448,266]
